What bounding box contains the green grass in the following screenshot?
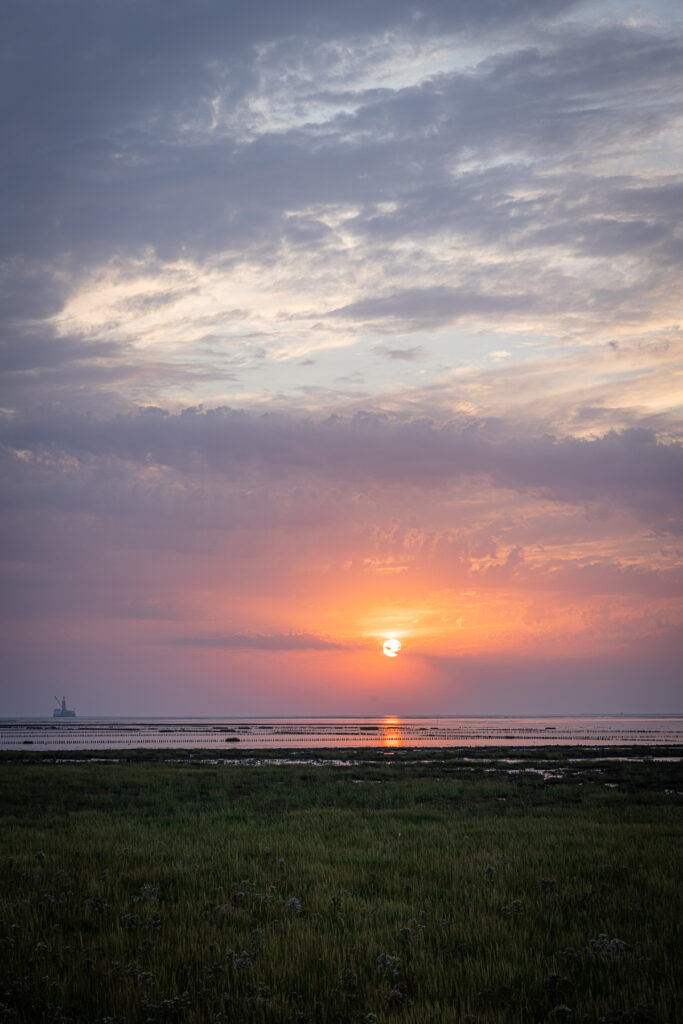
[0,750,681,1023]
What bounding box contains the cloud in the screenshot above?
[0,330,124,374]
[173,632,353,651]
[3,12,682,342]
[373,345,425,361]
[2,407,680,527]
[0,12,680,459]
[334,286,533,329]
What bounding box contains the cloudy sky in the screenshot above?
[1,0,681,716]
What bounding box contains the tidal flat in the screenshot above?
[0,748,681,1024]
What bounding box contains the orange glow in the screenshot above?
[382,716,403,747]
[145,501,681,715]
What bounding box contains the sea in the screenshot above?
[0,715,681,751]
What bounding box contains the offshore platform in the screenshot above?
[53,695,76,718]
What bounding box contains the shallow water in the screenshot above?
[1,714,681,750]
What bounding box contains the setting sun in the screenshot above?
[382,638,402,658]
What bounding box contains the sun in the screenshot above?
[382,638,402,658]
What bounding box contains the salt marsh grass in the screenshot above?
[0,751,680,1022]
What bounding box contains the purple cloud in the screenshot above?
[173,632,354,651]
[2,409,680,529]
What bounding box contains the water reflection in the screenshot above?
[382,716,402,748]
[1,715,681,750]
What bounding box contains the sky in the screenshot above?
[1,0,682,716]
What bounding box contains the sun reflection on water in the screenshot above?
[382,716,402,748]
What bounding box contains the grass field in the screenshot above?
[0,748,681,1023]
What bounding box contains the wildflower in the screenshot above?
[225,949,252,970]
[552,1006,572,1020]
[121,913,142,931]
[546,973,569,995]
[387,985,411,1009]
[247,984,271,1010]
[559,935,629,966]
[377,952,401,980]
[339,967,356,991]
[588,934,628,959]
[39,892,63,908]
[84,896,110,914]
[502,899,523,916]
